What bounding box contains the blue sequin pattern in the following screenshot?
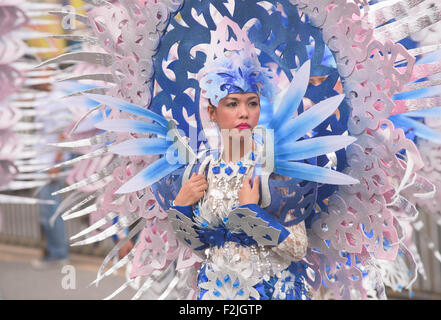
[197,261,311,300]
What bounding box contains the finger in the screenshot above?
[192,179,207,186]
[192,174,206,182]
[195,191,205,200]
[252,176,260,192]
[189,172,198,180]
[240,177,251,190]
[194,183,208,192]
[186,172,197,183]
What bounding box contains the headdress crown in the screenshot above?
[197,17,276,106]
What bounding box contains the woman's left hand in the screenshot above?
[238,176,260,205]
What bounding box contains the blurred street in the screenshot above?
[0,243,136,300]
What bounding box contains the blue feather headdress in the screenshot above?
[198,50,277,107]
[196,17,276,107]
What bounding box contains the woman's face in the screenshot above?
[208,92,260,130]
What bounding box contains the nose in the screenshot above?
[237,102,249,118]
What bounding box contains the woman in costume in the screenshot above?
[168,52,313,299]
[38,0,441,300]
[119,19,358,300]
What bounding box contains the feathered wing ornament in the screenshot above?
[36,0,203,300]
[39,0,441,300]
[266,62,357,185]
[298,1,441,298]
[292,0,441,300]
[363,1,441,298]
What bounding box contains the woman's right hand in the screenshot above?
[173,172,208,206]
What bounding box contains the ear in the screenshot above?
[207,105,216,122]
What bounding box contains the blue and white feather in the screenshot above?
[257,60,359,185]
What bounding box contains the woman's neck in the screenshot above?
[222,135,255,163]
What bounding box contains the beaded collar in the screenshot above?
[210,150,257,177]
[193,150,257,227]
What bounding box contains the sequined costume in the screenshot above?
[169,151,310,300]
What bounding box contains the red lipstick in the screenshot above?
[236,123,251,129]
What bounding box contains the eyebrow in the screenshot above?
[225,96,259,101]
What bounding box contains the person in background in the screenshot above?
[32,150,69,269]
